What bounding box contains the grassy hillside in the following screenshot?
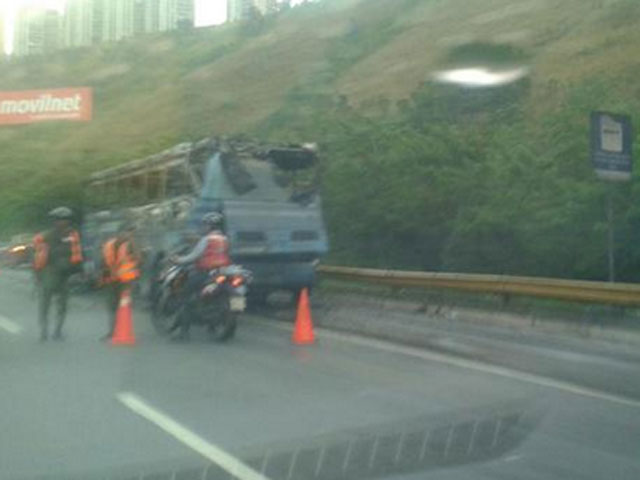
[1,0,640,280]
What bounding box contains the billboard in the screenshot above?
[590,111,633,181]
[0,87,93,125]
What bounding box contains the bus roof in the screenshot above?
[88,142,194,182]
[87,137,318,183]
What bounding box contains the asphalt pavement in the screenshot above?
[0,269,639,480]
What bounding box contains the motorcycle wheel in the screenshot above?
[205,298,237,342]
[152,290,181,335]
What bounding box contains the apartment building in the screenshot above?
[14,8,62,57]
[142,0,195,33]
[0,13,5,57]
[93,0,137,42]
[227,0,278,22]
[57,0,194,54]
[63,0,93,48]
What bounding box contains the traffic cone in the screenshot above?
[111,288,136,345]
[292,288,315,345]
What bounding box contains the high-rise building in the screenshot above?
[43,10,63,51]
[174,0,195,29]
[227,0,249,23]
[63,0,94,48]
[227,0,277,22]
[255,0,278,14]
[17,0,195,55]
[0,12,5,57]
[133,0,146,35]
[63,0,148,47]
[96,0,136,42]
[14,8,62,57]
[142,0,194,33]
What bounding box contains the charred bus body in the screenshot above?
[83,137,328,299]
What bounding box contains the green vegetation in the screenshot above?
[1,0,639,281]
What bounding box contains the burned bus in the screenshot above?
[82,137,328,300]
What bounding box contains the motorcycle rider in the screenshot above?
[170,212,231,340]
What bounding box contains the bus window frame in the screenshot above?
[165,160,196,198]
[147,168,163,202]
[87,156,197,212]
[184,161,202,193]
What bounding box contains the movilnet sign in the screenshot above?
[0,87,93,125]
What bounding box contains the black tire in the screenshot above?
[148,253,165,298]
[205,297,237,342]
[152,290,181,335]
[208,310,237,342]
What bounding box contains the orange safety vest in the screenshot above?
[33,230,83,271]
[103,238,139,284]
[33,233,46,271]
[196,232,231,271]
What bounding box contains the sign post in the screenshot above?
[590,111,633,282]
[606,187,615,282]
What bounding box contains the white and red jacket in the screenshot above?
[175,231,231,271]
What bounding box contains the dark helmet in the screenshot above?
[202,212,224,230]
[49,207,73,220]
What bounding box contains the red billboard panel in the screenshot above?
[0,87,93,125]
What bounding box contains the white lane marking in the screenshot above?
[255,319,640,409]
[0,314,22,335]
[117,392,271,480]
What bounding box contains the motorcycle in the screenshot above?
[151,262,251,342]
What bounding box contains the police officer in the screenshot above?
[100,222,140,341]
[33,207,83,342]
[170,213,231,340]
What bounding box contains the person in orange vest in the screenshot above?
[100,222,141,341]
[33,207,83,342]
[169,212,231,340]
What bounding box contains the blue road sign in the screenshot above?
[591,111,633,181]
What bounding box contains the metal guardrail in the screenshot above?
[317,266,640,307]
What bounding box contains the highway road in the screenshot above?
[1,270,640,480]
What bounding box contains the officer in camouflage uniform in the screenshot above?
[33,207,84,342]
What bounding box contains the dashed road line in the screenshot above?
[117,392,271,480]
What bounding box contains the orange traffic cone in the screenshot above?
[111,288,136,345]
[292,288,315,345]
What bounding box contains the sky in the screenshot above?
[0,0,283,54]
